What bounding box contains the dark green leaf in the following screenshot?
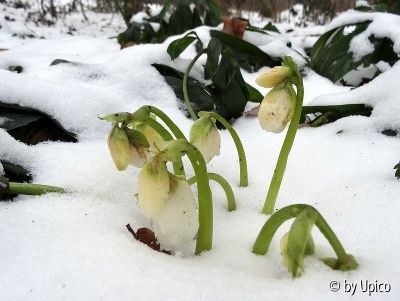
[167,31,201,60]
[204,38,222,80]
[210,30,280,72]
[0,176,10,200]
[245,83,263,103]
[0,102,77,144]
[8,65,23,73]
[300,104,373,126]
[394,162,400,179]
[50,59,80,66]
[263,22,280,33]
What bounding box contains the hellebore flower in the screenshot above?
[153,175,199,250]
[108,124,131,171]
[256,66,293,88]
[137,157,170,218]
[190,116,221,163]
[258,85,296,134]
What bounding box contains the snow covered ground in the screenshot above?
[1,3,399,301]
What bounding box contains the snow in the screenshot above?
[1,2,400,301]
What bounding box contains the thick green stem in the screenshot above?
[147,106,187,140]
[183,49,207,121]
[188,172,236,211]
[252,204,348,260]
[7,182,65,196]
[262,81,304,214]
[145,118,185,176]
[161,139,213,254]
[199,111,248,187]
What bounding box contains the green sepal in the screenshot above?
[99,112,132,123]
[124,128,150,148]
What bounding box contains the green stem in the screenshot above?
[199,111,248,187]
[262,80,304,214]
[188,172,236,211]
[7,182,65,196]
[145,118,185,176]
[147,106,187,140]
[161,139,213,254]
[183,49,207,121]
[252,204,348,260]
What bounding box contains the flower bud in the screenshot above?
[153,176,199,251]
[137,157,169,218]
[108,125,131,171]
[256,66,293,88]
[279,210,316,277]
[189,116,221,163]
[258,85,296,133]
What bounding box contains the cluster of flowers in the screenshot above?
[102,56,358,277]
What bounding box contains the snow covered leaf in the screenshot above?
[310,18,399,86]
[0,102,77,144]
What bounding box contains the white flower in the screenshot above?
[153,176,199,250]
[258,85,296,133]
[256,66,293,88]
[108,125,131,171]
[190,116,221,163]
[137,158,169,218]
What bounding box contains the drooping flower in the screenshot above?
[137,157,170,218]
[108,124,131,171]
[256,66,293,88]
[258,85,296,133]
[152,175,199,250]
[189,116,221,163]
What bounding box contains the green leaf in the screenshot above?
[0,102,77,144]
[300,104,373,126]
[209,51,249,120]
[50,59,80,66]
[167,31,201,60]
[263,22,280,33]
[8,65,23,73]
[210,30,280,72]
[204,38,222,80]
[0,176,10,200]
[0,160,31,183]
[394,162,400,179]
[152,64,214,116]
[245,83,263,103]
